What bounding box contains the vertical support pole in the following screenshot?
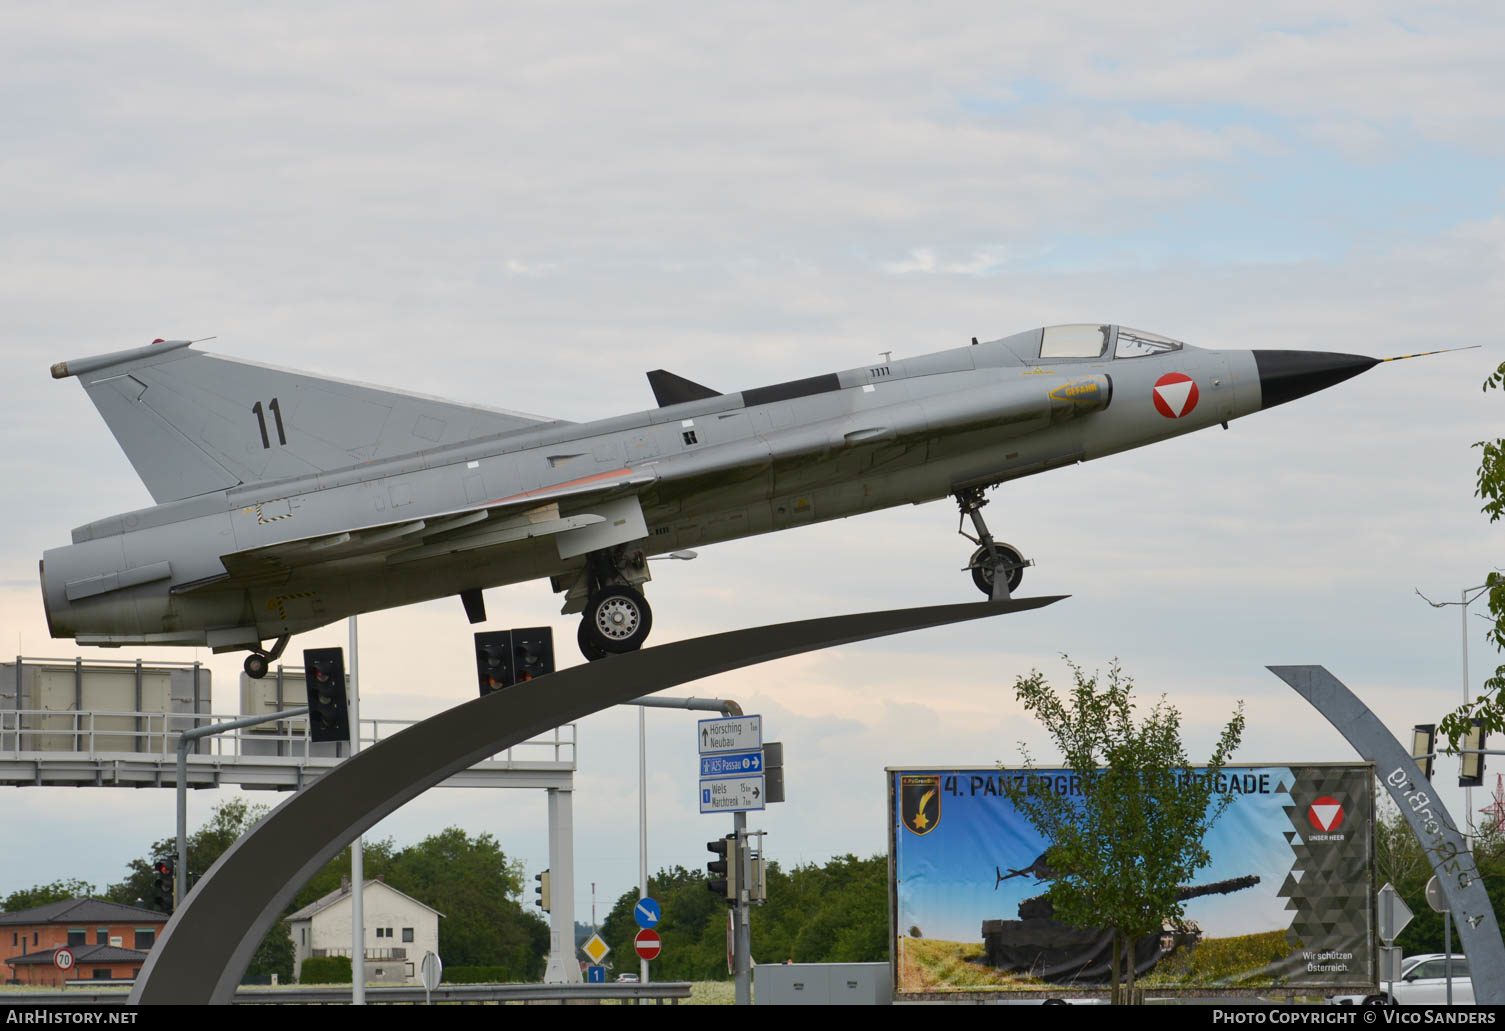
[275,665,285,758]
[734,811,750,1006]
[349,617,364,1005]
[134,658,143,753]
[1464,588,1474,841]
[191,663,202,755]
[544,788,581,982]
[74,658,83,753]
[177,744,188,906]
[639,704,649,983]
[1446,911,1454,1006]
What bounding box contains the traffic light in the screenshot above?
[534,869,551,912]
[152,857,175,913]
[302,647,350,743]
[474,631,515,695]
[748,847,767,904]
[1412,724,1436,781]
[706,834,738,903]
[1460,719,1488,788]
[476,628,556,696]
[512,627,555,683]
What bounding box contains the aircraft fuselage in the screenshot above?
[40,324,1366,658]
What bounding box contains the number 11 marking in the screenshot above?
[252,398,287,448]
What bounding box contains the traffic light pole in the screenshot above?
[733,812,751,1005]
[175,706,311,906]
[349,616,364,1006]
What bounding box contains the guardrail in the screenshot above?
[4,982,694,1005]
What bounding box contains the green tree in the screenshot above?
[602,866,726,980]
[2,879,98,912]
[104,798,288,964]
[1440,360,1505,750]
[287,838,399,912]
[105,797,270,910]
[597,853,894,980]
[247,920,296,982]
[1002,658,1245,1003]
[383,827,548,978]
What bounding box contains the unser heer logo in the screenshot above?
[1308,796,1346,841]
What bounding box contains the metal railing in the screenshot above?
[0,707,576,767]
[9,981,694,1005]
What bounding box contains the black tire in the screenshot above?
[577,620,608,662]
[244,653,269,679]
[969,544,1024,597]
[581,586,653,655]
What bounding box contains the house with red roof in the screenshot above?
[2,899,168,987]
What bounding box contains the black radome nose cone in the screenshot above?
[1252,350,1380,410]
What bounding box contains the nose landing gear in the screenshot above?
[955,488,1031,600]
[242,633,291,679]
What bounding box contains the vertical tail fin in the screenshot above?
[54,340,564,503]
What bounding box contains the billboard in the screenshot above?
[888,764,1375,996]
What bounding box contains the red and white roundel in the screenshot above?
[1152,372,1200,419]
[1308,797,1344,833]
[634,928,662,961]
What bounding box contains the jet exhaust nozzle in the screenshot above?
[1251,350,1379,410]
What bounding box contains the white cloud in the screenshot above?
[0,1,1502,925]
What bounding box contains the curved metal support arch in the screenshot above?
[132,596,1062,1004]
[1269,664,1505,1005]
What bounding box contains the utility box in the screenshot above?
[1,659,211,753]
[239,667,342,758]
[754,962,891,1006]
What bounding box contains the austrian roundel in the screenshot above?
[1308,796,1344,833]
[1152,372,1200,419]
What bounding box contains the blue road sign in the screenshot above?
[699,750,763,778]
[634,896,662,930]
[587,965,606,983]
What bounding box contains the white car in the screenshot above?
[1331,954,1473,1005]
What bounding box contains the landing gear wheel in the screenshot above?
[244,653,270,679]
[969,544,1024,597]
[581,585,653,655]
[577,621,608,662]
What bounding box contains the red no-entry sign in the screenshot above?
[634,928,662,961]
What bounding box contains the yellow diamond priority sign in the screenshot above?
[582,932,611,965]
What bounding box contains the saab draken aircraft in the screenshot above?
[41,326,1394,675]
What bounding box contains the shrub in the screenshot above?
[299,955,353,983]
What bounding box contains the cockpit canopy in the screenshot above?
[1038,324,1183,360]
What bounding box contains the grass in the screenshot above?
[1140,929,1292,988]
[898,938,1050,991]
[898,929,1310,995]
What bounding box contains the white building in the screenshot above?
[286,877,443,985]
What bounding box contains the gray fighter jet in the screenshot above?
[40,325,1393,675]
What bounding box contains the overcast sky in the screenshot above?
[2,2,1503,943]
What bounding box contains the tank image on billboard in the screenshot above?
[887,764,1375,997]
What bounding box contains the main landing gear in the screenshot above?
[576,550,654,662]
[955,487,1030,600]
[243,633,291,679]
